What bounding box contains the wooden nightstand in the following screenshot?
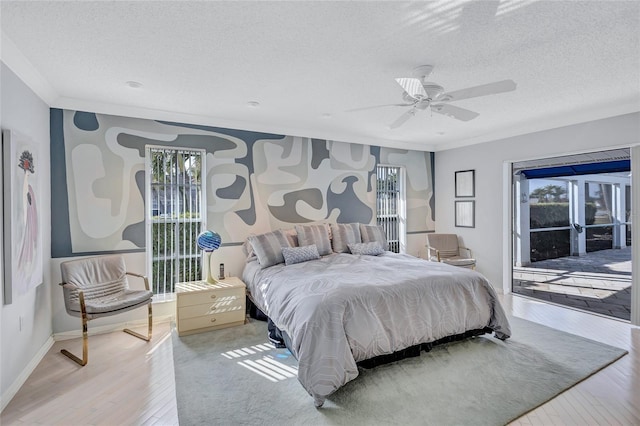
[175,277,246,336]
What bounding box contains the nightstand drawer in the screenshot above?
[175,277,247,336]
[178,298,244,320]
[177,286,244,308]
[178,309,245,334]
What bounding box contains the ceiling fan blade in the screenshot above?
[431,104,479,121]
[395,78,427,99]
[389,109,417,129]
[346,102,415,112]
[441,79,516,102]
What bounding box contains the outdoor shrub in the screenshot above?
[530,202,596,228]
[530,230,570,261]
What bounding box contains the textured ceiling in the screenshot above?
[1,1,639,152]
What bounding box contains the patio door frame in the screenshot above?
[502,146,639,326]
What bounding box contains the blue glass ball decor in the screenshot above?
[197,230,221,252]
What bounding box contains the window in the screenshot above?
[376,165,406,253]
[146,147,205,297]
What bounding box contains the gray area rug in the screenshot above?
[172,317,627,426]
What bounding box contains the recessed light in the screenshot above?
[247,101,260,108]
[321,113,332,119]
[436,131,445,136]
[125,80,143,89]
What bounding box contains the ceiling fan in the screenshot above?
[368,65,517,129]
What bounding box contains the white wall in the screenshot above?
[434,112,640,292]
[0,62,52,406]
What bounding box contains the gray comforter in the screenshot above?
[242,252,511,407]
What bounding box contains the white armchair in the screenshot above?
[426,234,476,269]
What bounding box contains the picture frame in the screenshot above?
[455,200,475,228]
[455,169,475,198]
[2,129,43,304]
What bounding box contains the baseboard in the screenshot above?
[1,336,55,413]
[53,314,174,341]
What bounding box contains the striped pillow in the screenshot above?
[247,230,291,269]
[359,224,388,251]
[295,224,332,256]
[331,223,361,253]
[282,244,321,266]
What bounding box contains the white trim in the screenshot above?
[0,337,54,412]
[631,145,640,326]
[0,31,58,104]
[502,161,512,294]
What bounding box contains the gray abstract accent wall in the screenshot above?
[50,109,434,257]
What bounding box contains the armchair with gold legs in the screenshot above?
[59,254,153,366]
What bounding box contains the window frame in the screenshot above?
[145,146,206,300]
[376,164,407,253]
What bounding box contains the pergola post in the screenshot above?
[570,179,586,256]
[613,183,626,249]
[514,175,531,266]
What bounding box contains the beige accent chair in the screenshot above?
[59,254,153,366]
[426,234,476,269]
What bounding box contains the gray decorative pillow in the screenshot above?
[348,241,384,256]
[359,224,388,251]
[247,230,291,269]
[331,223,361,253]
[282,244,321,266]
[295,224,332,256]
[241,240,258,263]
[282,228,299,248]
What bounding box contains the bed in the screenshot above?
[241,224,511,407]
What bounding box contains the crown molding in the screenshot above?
[52,95,437,152]
[1,31,58,105]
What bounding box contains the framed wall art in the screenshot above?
[455,200,475,228]
[455,169,475,198]
[2,129,43,304]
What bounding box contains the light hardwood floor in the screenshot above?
[1,294,638,425]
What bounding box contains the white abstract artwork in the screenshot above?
[2,130,43,304]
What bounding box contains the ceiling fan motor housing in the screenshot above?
[422,83,445,100]
[403,83,446,102]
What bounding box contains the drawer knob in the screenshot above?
[211,318,217,323]
[210,294,217,299]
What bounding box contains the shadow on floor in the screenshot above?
[512,247,631,321]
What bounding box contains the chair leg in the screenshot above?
[123,302,152,342]
[61,293,89,366]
